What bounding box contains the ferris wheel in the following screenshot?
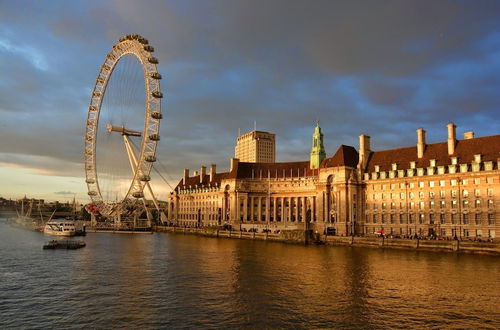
[84,34,164,222]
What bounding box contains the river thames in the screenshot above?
[0,219,499,329]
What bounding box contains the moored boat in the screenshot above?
[44,220,76,237]
[43,240,86,249]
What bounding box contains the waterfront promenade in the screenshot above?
[154,225,500,256]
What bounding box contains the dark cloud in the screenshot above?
[0,0,499,200]
[359,78,415,106]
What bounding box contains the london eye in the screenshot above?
[84,34,164,227]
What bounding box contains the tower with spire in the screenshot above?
[310,121,326,169]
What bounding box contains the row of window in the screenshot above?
[371,177,495,191]
[365,227,496,238]
[178,213,222,221]
[366,213,496,225]
[367,199,495,210]
[369,188,494,200]
[179,195,217,201]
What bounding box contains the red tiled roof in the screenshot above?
[321,145,359,168]
[364,135,500,172]
[174,172,231,190]
[175,160,316,190]
[234,161,314,179]
[175,145,362,190]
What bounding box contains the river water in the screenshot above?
[0,219,499,329]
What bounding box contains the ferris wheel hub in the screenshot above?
[106,124,142,137]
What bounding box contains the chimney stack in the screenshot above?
[210,164,216,182]
[183,168,189,185]
[358,134,371,171]
[447,123,456,155]
[463,131,474,140]
[230,158,239,172]
[200,166,206,183]
[417,128,426,159]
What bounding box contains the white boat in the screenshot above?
[44,220,76,237]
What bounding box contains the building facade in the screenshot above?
[169,124,499,240]
[234,130,276,163]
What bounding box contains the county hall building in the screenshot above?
[168,123,499,240]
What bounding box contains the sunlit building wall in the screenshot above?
[169,124,499,240]
[234,130,276,163]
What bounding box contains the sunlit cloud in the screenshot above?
[0,38,48,71]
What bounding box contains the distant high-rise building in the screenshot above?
[235,130,276,163]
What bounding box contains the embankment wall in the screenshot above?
[153,226,500,256]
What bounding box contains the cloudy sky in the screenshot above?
[0,0,499,202]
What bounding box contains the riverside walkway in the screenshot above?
[154,225,500,256]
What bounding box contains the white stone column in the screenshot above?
[311,196,315,222]
[295,197,299,222]
[258,197,262,222]
[250,196,254,222]
[281,197,285,223]
[272,197,277,222]
[243,196,248,221]
[224,195,228,222]
[302,196,306,222]
[265,196,270,222]
[283,197,288,224]
[288,197,292,223]
[236,195,240,222]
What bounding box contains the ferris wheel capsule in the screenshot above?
[144,155,156,162]
[151,111,163,119]
[132,192,144,198]
[148,57,158,64]
[152,91,163,98]
[150,72,162,79]
[139,175,151,182]
[149,134,160,141]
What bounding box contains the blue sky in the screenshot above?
[0,0,499,202]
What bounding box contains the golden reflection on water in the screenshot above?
[182,237,500,329]
[3,221,497,329]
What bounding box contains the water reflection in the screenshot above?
[0,221,498,329]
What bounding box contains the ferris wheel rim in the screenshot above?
[84,34,163,213]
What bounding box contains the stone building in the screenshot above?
[234,130,276,163]
[169,123,499,240]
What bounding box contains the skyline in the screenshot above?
[1,0,500,201]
